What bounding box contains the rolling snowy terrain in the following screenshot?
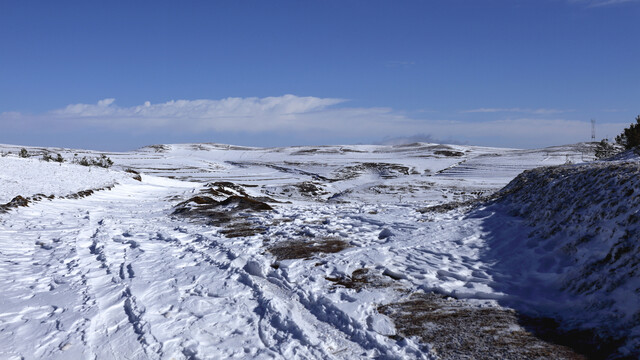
[0,142,637,359]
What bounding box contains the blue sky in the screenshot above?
[1,0,638,151]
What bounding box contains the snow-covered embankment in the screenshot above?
[477,158,640,356]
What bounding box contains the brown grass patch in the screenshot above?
[268,237,349,260]
[173,194,274,238]
[1,186,114,214]
[434,150,464,157]
[325,268,395,292]
[378,292,586,360]
[219,222,267,238]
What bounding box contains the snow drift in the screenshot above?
[478,160,640,356]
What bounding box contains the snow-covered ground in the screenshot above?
[1,141,636,359]
[477,159,640,356]
[0,155,132,204]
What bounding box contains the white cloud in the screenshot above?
[462,108,568,115]
[39,95,424,136]
[590,0,638,7]
[375,134,467,146]
[0,95,630,148]
[422,118,626,145]
[52,95,346,126]
[97,98,116,107]
[569,0,639,7]
[462,108,519,113]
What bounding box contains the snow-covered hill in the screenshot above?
[474,159,640,357]
[2,141,636,359]
[0,155,133,204]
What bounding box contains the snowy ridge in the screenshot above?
[477,160,640,356]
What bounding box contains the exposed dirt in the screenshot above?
[291,148,319,155]
[175,195,273,213]
[268,237,350,261]
[325,268,397,292]
[378,292,587,360]
[203,181,251,197]
[290,147,346,155]
[226,161,334,182]
[0,195,30,213]
[434,150,465,157]
[417,199,480,214]
[368,183,434,195]
[142,144,170,152]
[294,182,328,197]
[217,196,274,211]
[219,221,268,238]
[0,185,115,213]
[124,168,142,181]
[173,194,274,238]
[339,147,366,153]
[335,162,414,180]
[263,182,330,201]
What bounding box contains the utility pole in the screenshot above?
[591,119,596,141]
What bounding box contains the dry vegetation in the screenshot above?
[267,237,350,261]
[325,268,398,292]
[379,293,587,360]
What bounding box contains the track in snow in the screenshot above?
[0,142,604,359]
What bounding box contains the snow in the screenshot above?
[0,155,132,203]
[1,141,636,359]
[475,161,640,354]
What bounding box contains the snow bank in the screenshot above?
[480,160,640,356]
[604,148,640,162]
[0,155,131,203]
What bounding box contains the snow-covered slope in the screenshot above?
[474,160,640,356]
[0,155,133,203]
[3,141,634,359]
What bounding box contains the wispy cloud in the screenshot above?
[375,134,467,146]
[0,95,629,149]
[570,0,639,7]
[461,108,569,115]
[49,95,347,132]
[412,118,628,148]
[1,95,412,136]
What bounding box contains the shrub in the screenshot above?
[615,115,640,150]
[19,148,29,158]
[125,168,142,181]
[42,153,53,162]
[92,154,113,168]
[594,139,620,159]
[54,154,64,163]
[77,156,91,166]
[72,154,113,168]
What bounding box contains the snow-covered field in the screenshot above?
[1,142,637,359]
